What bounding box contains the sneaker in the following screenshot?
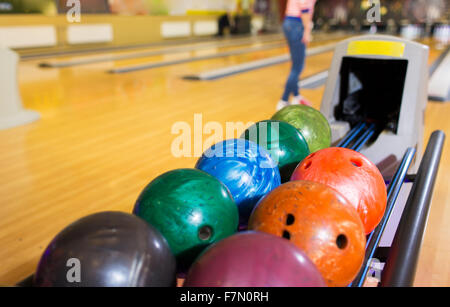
[292,95,312,107]
[276,100,289,111]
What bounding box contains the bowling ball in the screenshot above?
[241,120,310,183]
[291,147,387,234]
[34,211,176,287]
[249,181,366,287]
[184,231,326,287]
[271,105,331,153]
[195,139,281,224]
[133,168,239,269]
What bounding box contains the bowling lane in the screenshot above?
[35,33,286,68]
[26,33,284,61]
[107,33,346,71]
[16,33,344,113]
[422,38,447,65]
[32,31,340,67]
[0,33,344,285]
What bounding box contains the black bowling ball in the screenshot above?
[34,211,176,287]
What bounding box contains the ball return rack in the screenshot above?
[16,129,445,288]
[321,35,445,286]
[339,126,445,287]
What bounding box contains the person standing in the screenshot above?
[277,0,316,110]
[217,0,238,37]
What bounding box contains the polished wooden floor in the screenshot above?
[0,34,448,286]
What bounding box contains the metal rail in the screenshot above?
[351,147,416,287]
[337,122,376,151]
[336,127,445,287]
[381,130,445,286]
[337,122,366,148]
[351,123,376,152]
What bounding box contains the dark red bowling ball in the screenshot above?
[184,231,326,287]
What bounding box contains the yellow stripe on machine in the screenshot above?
[347,40,405,58]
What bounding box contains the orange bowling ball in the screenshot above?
[249,180,366,287]
[291,147,387,234]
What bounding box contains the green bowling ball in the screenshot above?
[241,120,310,183]
[133,168,239,269]
[271,105,331,153]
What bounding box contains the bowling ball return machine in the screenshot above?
[320,35,445,286]
[322,35,428,175]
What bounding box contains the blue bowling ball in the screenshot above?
[195,139,281,224]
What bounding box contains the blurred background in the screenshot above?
[0,1,448,56]
[0,1,448,26]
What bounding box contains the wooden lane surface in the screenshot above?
[36,35,286,68]
[32,31,341,65]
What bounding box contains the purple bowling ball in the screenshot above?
[184,231,326,287]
